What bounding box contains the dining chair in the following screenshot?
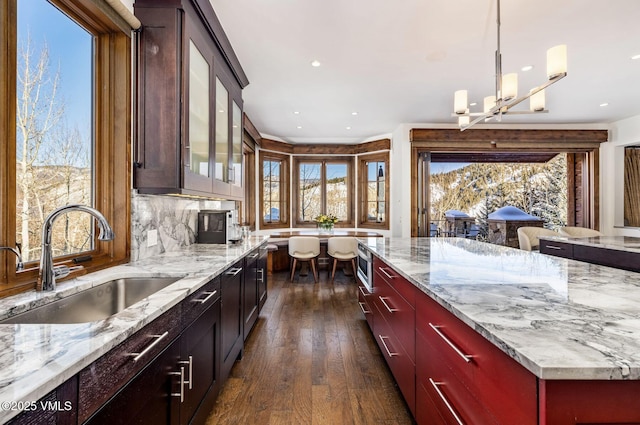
[327,237,358,282]
[517,227,558,251]
[558,226,603,238]
[288,236,320,282]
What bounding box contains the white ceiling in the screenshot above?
[209,0,640,144]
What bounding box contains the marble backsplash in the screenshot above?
[130,191,236,261]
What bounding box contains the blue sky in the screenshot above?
[18,0,92,132]
[430,163,469,175]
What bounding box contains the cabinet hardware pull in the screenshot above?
[170,367,185,403]
[248,253,259,259]
[225,267,243,276]
[257,269,264,283]
[545,245,562,250]
[358,302,371,314]
[428,378,465,425]
[378,335,398,357]
[130,331,169,362]
[178,356,193,390]
[378,267,396,279]
[429,323,472,363]
[358,286,371,297]
[379,296,399,313]
[195,290,218,304]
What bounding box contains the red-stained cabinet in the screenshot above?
[371,257,417,416]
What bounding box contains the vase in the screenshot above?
[318,222,334,233]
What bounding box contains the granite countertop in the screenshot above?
[359,237,640,381]
[539,234,640,253]
[0,237,267,423]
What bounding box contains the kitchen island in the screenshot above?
[0,237,268,424]
[359,237,640,424]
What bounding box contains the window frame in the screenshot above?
[358,152,390,230]
[0,0,131,297]
[293,156,355,228]
[259,150,290,229]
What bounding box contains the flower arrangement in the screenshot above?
[315,214,338,232]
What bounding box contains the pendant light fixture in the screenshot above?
[452,0,567,131]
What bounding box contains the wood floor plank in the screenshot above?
[206,271,413,424]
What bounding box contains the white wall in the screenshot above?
[600,114,640,236]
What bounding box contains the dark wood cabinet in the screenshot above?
[257,245,268,311]
[221,259,244,381]
[541,238,640,272]
[134,0,247,200]
[243,249,259,340]
[84,277,221,425]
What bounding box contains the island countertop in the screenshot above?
[358,237,640,381]
[0,237,267,424]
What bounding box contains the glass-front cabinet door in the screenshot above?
[230,101,243,198]
[214,77,230,193]
[183,26,213,193]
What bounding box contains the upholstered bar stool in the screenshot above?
[517,227,558,251]
[327,237,358,282]
[288,236,320,282]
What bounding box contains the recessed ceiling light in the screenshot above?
[469,102,477,107]
[311,60,321,67]
[346,126,351,130]
[351,112,358,116]
[297,125,303,129]
[521,65,534,72]
[600,102,609,107]
[218,109,225,113]
[631,54,640,60]
[293,111,300,115]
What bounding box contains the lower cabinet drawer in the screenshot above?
[540,240,573,258]
[417,328,498,425]
[416,295,537,425]
[374,307,415,415]
[78,305,181,423]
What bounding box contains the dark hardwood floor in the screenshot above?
[206,269,414,424]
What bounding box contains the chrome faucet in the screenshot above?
[38,204,115,291]
[0,246,23,271]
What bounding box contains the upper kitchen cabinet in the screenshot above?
[134,0,248,200]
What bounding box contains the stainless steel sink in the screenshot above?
[0,277,180,324]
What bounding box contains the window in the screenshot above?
[359,153,389,229]
[293,157,354,227]
[1,0,131,295]
[624,146,640,227]
[259,151,290,228]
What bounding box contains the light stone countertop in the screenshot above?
[539,234,640,253]
[0,237,267,424]
[359,237,640,381]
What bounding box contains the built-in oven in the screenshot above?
[356,242,373,292]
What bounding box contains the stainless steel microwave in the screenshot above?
[356,242,373,292]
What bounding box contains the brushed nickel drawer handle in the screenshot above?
[178,355,193,390]
[225,267,243,276]
[257,269,264,283]
[170,367,185,403]
[429,323,472,363]
[378,335,399,357]
[248,253,259,259]
[379,296,399,313]
[358,302,371,315]
[130,331,169,362]
[429,378,465,425]
[378,267,395,279]
[358,286,371,297]
[545,245,562,250]
[194,290,218,304]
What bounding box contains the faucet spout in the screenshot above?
[38,204,115,291]
[0,246,23,271]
